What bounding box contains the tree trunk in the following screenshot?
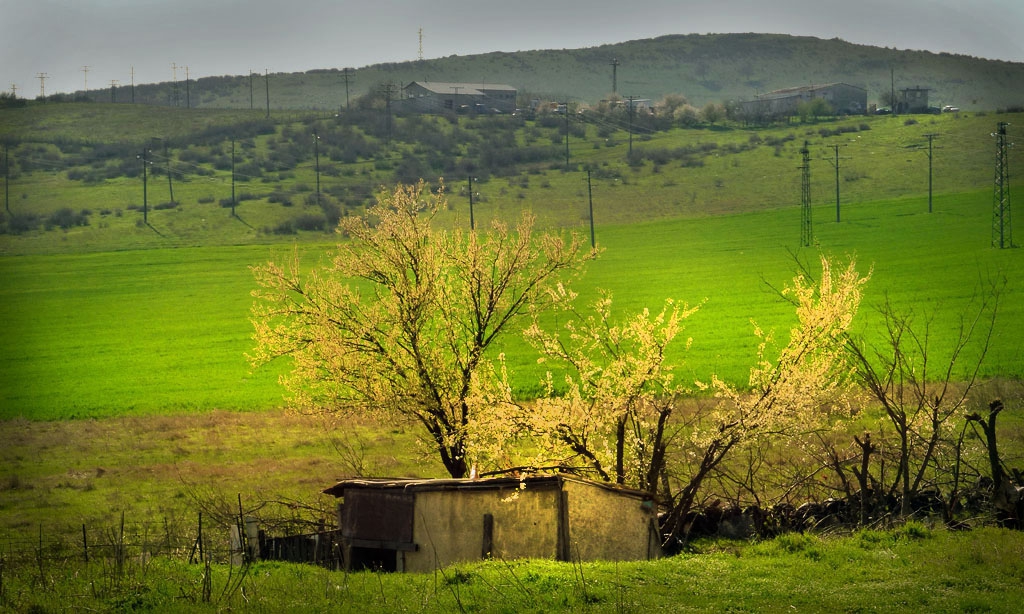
[852,434,876,526]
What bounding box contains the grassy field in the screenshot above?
[2,188,1022,420]
[1,522,1022,612]
[2,108,1022,421]
[1,108,1020,259]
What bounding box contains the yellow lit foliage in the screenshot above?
[250,180,590,478]
[525,285,702,491]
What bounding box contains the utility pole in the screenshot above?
[9,83,17,98]
[110,80,119,103]
[587,169,595,248]
[418,27,424,61]
[264,69,270,119]
[891,67,897,116]
[992,122,1013,248]
[36,73,48,100]
[185,66,190,109]
[4,142,10,215]
[923,133,938,213]
[565,100,571,167]
[610,58,619,94]
[800,141,812,247]
[130,66,135,103]
[81,66,90,93]
[153,137,174,204]
[137,148,150,224]
[823,144,846,222]
[382,82,396,147]
[230,139,237,217]
[171,62,179,107]
[468,176,475,230]
[313,130,321,207]
[342,68,352,110]
[627,95,636,156]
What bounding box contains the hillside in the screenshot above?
[65,33,1024,111]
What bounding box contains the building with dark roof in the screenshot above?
[323,475,661,571]
[739,82,867,121]
[396,81,518,114]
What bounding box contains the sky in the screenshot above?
[2,0,1023,98]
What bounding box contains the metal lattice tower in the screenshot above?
[800,142,813,247]
[992,122,1013,248]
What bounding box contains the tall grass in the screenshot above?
[1,524,1022,612]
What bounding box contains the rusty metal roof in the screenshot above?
[322,474,653,500]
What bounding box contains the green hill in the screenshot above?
[62,33,1024,111]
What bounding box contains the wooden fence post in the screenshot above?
[82,524,88,563]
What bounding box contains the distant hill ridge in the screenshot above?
[88,33,1024,111]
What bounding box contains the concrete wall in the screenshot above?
[564,480,660,561]
[403,484,561,573]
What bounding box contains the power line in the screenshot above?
[36,73,48,99]
[171,62,179,107]
[822,144,849,222]
[341,68,353,110]
[264,69,270,119]
[923,133,939,213]
[992,122,1013,249]
[800,141,812,247]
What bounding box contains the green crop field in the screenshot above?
[2,186,1021,420]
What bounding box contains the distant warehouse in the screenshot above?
[739,83,867,122]
[396,81,518,115]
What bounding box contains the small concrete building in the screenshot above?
[397,81,518,115]
[897,87,931,114]
[323,475,661,572]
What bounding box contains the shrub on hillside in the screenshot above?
[0,212,42,234]
[44,208,90,230]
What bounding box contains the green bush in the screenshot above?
[44,207,90,230]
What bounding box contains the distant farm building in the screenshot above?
[896,86,931,114]
[322,475,661,572]
[396,81,518,114]
[739,83,867,121]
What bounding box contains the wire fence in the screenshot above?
[0,513,235,570]
[0,510,345,574]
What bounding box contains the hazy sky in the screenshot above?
[3,0,1022,97]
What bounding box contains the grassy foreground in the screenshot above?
[1,523,1022,612]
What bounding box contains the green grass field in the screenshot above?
[1,188,1021,420]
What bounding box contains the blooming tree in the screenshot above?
[250,180,590,478]
[661,255,869,537]
[525,286,701,492]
